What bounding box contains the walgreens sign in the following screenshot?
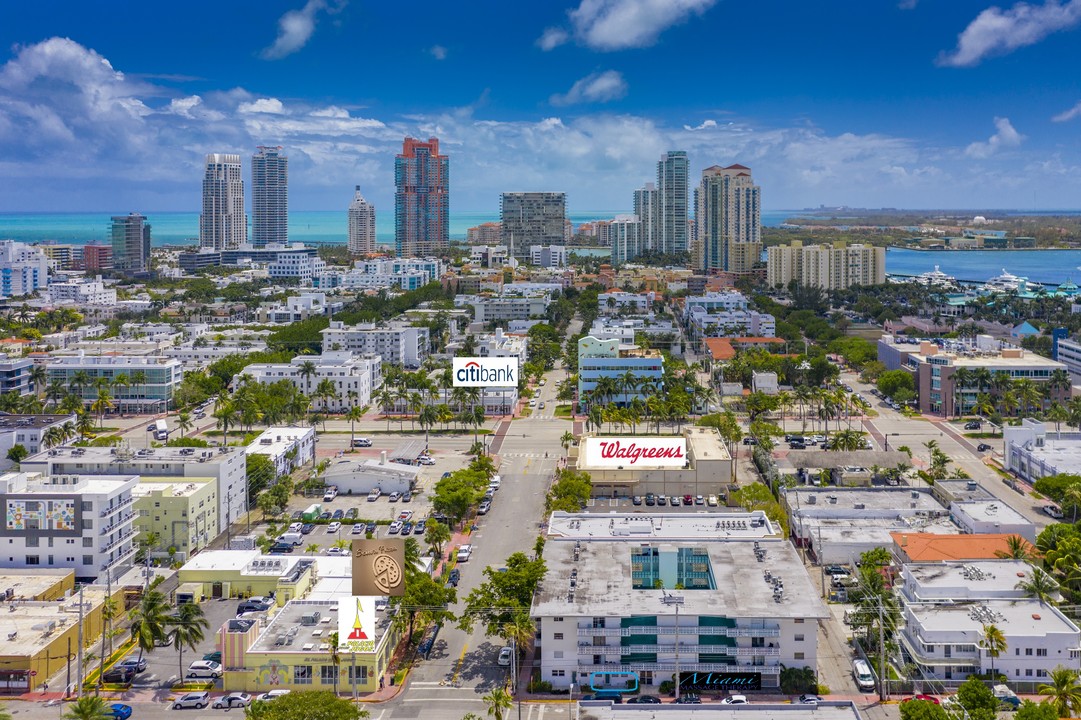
[583,437,688,469]
[452,357,518,387]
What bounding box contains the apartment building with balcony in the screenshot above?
[897,560,1079,682]
[531,513,826,690]
[45,354,182,412]
[132,476,218,562]
[0,471,138,582]
[321,321,429,368]
[243,352,381,412]
[577,336,664,407]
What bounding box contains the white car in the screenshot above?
[327,522,342,533]
[186,660,223,679]
[327,546,346,556]
[707,495,718,506]
[367,489,381,502]
[799,694,821,705]
[257,690,291,702]
[497,646,513,667]
[418,457,436,466]
[213,693,252,709]
[721,695,748,705]
[351,523,365,534]
[173,692,210,710]
[456,544,473,562]
[287,522,302,533]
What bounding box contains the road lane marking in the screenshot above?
[451,641,469,683]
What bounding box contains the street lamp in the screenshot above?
[661,592,685,701]
[884,433,900,451]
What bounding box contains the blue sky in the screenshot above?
[2,0,1081,213]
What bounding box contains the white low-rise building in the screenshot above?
[457,294,550,323]
[0,241,49,298]
[45,354,182,412]
[950,500,1036,542]
[532,512,827,691]
[898,560,1079,682]
[0,471,138,582]
[599,290,655,314]
[245,427,316,478]
[242,352,381,412]
[257,292,343,323]
[446,328,528,367]
[323,452,419,496]
[47,276,116,305]
[1004,419,1081,483]
[321,321,429,368]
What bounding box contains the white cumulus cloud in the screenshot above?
[568,0,716,50]
[238,98,286,114]
[550,70,628,106]
[536,27,570,50]
[965,117,1024,158]
[261,0,346,60]
[937,0,1081,67]
[429,45,447,60]
[683,119,717,131]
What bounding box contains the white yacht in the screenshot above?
[913,265,957,288]
[983,268,1028,293]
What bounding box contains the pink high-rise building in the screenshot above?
[394,137,449,257]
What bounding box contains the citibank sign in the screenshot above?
[452,357,518,388]
[583,437,688,469]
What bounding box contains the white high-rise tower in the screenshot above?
[657,151,688,255]
[348,186,376,256]
[695,164,761,274]
[200,154,246,251]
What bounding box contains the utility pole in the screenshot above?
[76,586,84,698]
[513,636,521,720]
[661,593,685,701]
[878,602,887,702]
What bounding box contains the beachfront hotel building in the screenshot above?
[394,137,449,258]
[609,214,643,266]
[500,192,566,264]
[0,241,49,298]
[251,146,288,247]
[200,153,246,251]
[695,164,762,274]
[657,151,689,255]
[766,240,886,290]
[110,213,151,274]
[347,186,376,256]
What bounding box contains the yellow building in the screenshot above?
[0,570,107,692]
[178,550,398,694]
[133,476,219,561]
[177,550,316,603]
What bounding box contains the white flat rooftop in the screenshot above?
[548,511,777,540]
[911,599,1078,636]
[952,500,1032,526]
[904,560,1037,597]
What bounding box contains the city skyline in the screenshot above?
[2,1,1081,213]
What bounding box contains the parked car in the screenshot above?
[257,690,292,702]
[720,695,747,705]
[107,704,133,720]
[173,692,210,710]
[388,521,403,534]
[352,523,365,534]
[964,421,982,430]
[319,511,331,520]
[187,660,223,679]
[290,510,303,521]
[414,520,426,535]
[117,657,148,673]
[345,508,358,519]
[236,600,271,615]
[389,492,402,502]
[457,544,473,562]
[330,509,343,520]
[478,500,492,515]
[707,495,718,506]
[203,651,222,663]
[367,489,381,502]
[669,496,681,506]
[632,496,643,506]
[101,667,135,684]
[656,496,667,506]
[300,523,315,534]
[327,547,346,556]
[628,695,661,704]
[683,494,693,505]
[268,543,294,555]
[644,493,656,506]
[676,694,703,704]
[327,522,342,533]
[497,646,513,666]
[366,521,377,533]
[402,492,412,503]
[977,443,993,452]
[213,693,252,709]
[401,521,414,535]
[447,568,460,587]
[742,437,757,445]
[799,694,821,705]
[695,495,705,505]
[418,457,436,466]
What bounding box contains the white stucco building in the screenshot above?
[242,352,382,412]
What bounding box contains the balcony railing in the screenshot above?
[577,625,780,638]
[100,528,135,555]
[579,644,780,658]
[578,661,781,675]
[99,496,135,518]
[100,512,135,535]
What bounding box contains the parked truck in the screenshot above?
[301,504,322,522]
[149,419,169,441]
[993,685,1021,709]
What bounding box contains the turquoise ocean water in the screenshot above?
[0,210,797,248]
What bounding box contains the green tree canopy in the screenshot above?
[899,699,948,720]
[877,370,916,400]
[246,691,367,720]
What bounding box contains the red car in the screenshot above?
[683,494,693,505]
[902,695,940,705]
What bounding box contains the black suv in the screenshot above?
[675,694,702,704]
[102,667,135,684]
[964,420,982,430]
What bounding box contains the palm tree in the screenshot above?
[1050,368,1072,402]
[560,431,575,454]
[129,590,170,663]
[995,534,1034,561]
[482,686,513,720]
[44,379,67,409]
[377,387,396,430]
[71,370,92,400]
[980,623,1008,681]
[297,360,317,394]
[1038,666,1081,718]
[168,602,209,680]
[176,411,193,438]
[344,406,364,449]
[112,373,130,414]
[1016,567,1058,605]
[213,400,238,446]
[90,387,114,430]
[1048,402,1070,436]
[328,631,341,696]
[28,364,47,399]
[62,696,111,720]
[951,367,973,418]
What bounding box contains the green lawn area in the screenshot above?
[554,405,572,417]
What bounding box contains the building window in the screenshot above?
[26,537,39,548]
[554,651,563,659]
[83,555,93,565]
[1026,648,1033,656]
[554,633,564,640]
[553,617,563,622]
[294,666,312,685]
[794,652,805,660]
[347,665,367,685]
[592,617,605,629]
[1037,648,1048,657]
[552,670,565,678]
[81,501,92,511]
[1026,669,1033,677]
[26,555,39,565]
[794,618,804,624]
[794,634,805,642]
[320,666,339,685]
[83,538,93,547]
[751,637,764,648]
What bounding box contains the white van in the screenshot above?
[1044,504,1064,519]
[852,659,875,691]
[278,532,303,546]
[150,420,169,441]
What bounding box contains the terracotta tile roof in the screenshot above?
[704,337,735,361]
[890,532,1035,562]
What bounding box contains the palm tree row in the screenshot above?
[950,366,1072,419]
